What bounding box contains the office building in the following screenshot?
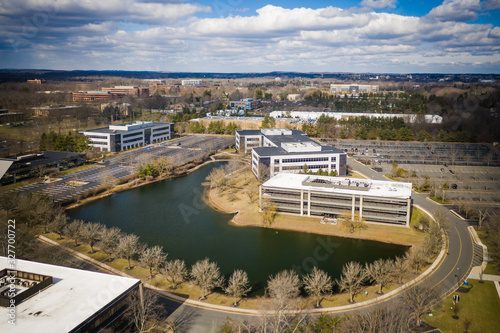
[101,85,149,96]
[0,151,86,184]
[72,91,114,102]
[260,173,412,227]
[181,79,203,86]
[81,121,173,152]
[330,84,379,94]
[230,98,260,111]
[235,129,347,179]
[0,257,140,333]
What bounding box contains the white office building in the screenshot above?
[81,121,173,152]
[181,79,203,86]
[330,84,379,94]
[235,129,347,179]
[260,173,412,227]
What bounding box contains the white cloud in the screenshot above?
[427,0,481,22]
[360,0,397,9]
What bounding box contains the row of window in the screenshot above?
[281,157,329,163]
[122,132,143,138]
[153,131,169,137]
[87,134,108,140]
[153,126,170,132]
[246,137,260,142]
[90,141,108,145]
[123,138,143,144]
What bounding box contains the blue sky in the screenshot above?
[0,0,499,73]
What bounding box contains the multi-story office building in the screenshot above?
[260,173,412,227]
[235,129,347,179]
[81,121,173,152]
[101,85,149,96]
[72,91,114,101]
[230,98,260,111]
[181,79,203,86]
[330,84,379,94]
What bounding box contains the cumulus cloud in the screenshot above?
[360,0,397,9]
[0,1,498,72]
[427,0,481,22]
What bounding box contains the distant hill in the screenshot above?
[0,69,498,83]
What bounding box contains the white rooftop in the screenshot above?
[263,173,412,199]
[0,257,139,333]
[261,128,292,136]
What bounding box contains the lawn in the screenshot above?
[424,279,500,333]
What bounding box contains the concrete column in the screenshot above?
[300,190,304,216]
[307,190,311,217]
[359,195,363,221]
[406,198,411,227]
[351,194,356,221]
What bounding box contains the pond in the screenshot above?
[68,162,408,292]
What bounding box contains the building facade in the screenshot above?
[81,121,173,152]
[101,85,149,96]
[230,98,260,111]
[181,79,203,86]
[260,173,412,227]
[235,129,347,179]
[330,84,379,94]
[73,91,114,101]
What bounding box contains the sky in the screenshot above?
[0,0,499,73]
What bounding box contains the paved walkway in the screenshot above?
[467,273,500,282]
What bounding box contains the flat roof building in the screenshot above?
[81,121,173,152]
[101,85,149,97]
[330,84,379,94]
[261,173,412,227]
[181,79,203,86]
[0,151,86,185]
[0,257,140,333]
[73,91,114,102]
[230,98,260,111]
[235,129,347,179]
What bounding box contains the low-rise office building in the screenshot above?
[235,129,347,178]
[0,257,140,333]
[181,79,203,86]
[73,91,115,102]
[0,151,86,184]
[330,84,379,94]
[101,85,149,97]
[230,98,260,111]
[260,173,412,227]
[81,121,173,152]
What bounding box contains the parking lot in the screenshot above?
[329,140,500,167]
[11,135,233,203]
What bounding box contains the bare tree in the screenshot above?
[190,258,224,300]
[408,248,426,274]
[392,255,408,284]
[125,288,165,333]
[81,222,103,253]
[64,219,85,246]
[400,285,440,327]
[140,245,167,279]
[267,270,301,306]
[261,198,277,228]
[48,207,67,239]
[264,270,304,333]
[303,267,333,307]
[366,258,393,294]
[225,269,252,307]
[118,234,144,270]
[340,303,410,333]
[336,261,367,303]
[165,259,188,289]
[98,226,122,258]
[471,204,490,229]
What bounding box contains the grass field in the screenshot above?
[424,279,500,333]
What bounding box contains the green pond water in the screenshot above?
[68,162,407,292]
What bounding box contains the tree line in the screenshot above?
[189,120,239,134]
[39,131,91,153]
